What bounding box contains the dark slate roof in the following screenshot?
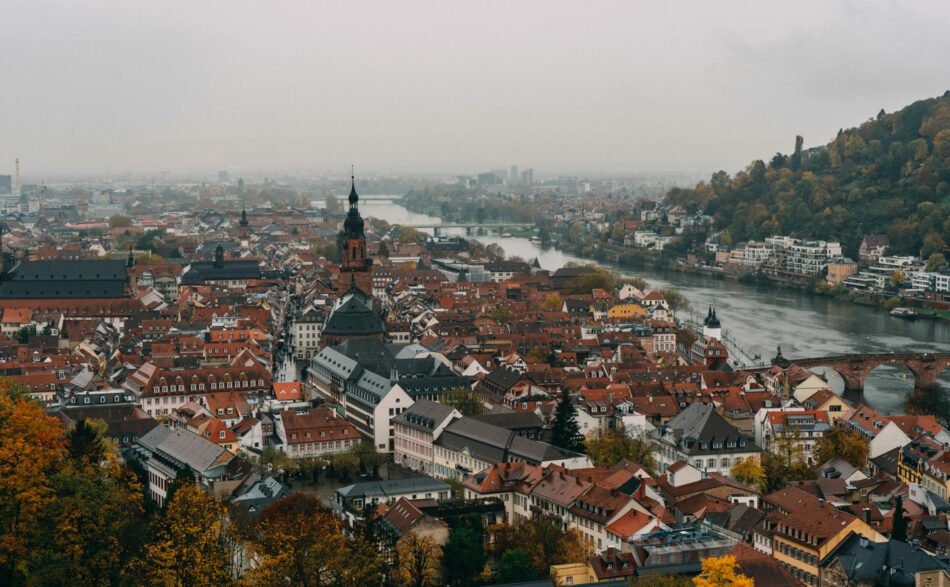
[660,402,760,454]
[336,477,450,501]
[820,532,949,582]
[437,417,575,465]
[392,399,458,432]
[483,366,525,391]
[705,504,764,536]
[0,260,128,299]
[180,259,261,284]
[322,287,385,337]
[471,411,544,431]
[870,446,900,477]
[331,337,393,374]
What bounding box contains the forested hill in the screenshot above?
[665,92,950,258]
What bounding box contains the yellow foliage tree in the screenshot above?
[396,534,442,587]
[693,555,753,587]
[142,485,233,586]
[585,428,657,471]
[0,381,64,581]
[730,457,766,492]
[247,493,381,586]
[542,293,563,310]
[489,514,589,576]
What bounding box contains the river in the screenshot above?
[358,198,950,416]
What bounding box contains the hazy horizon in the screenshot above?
[2,0,949,178]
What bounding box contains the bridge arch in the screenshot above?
[807,366,849,395]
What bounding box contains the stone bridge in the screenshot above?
[767,352,950,392]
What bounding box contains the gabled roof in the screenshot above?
[138,425,234,474]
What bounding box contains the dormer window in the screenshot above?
[219,431,225,439]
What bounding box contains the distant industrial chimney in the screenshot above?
[14,158,19,196]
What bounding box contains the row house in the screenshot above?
[125,357,271,417]
[753,487,885,586]
[651,402,762,475]
[463,461,663,552]
[432,417,590,481]
[392,399,462,474]
[275,407,361,458]
[754,408,831,465]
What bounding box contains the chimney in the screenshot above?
[863,508,871,524]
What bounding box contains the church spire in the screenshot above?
[348,165,359,208]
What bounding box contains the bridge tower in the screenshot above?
[703,306,721,340]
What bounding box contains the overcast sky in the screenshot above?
[2,0,949,178]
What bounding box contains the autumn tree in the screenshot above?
[490,514,588,577]
[730,457,766,492]
[563,269,618,295]
[441,387,485,417]
[693,555,753,587]
[29,454,146,585]
[585,427,656,472]
[551,392,584,453]
[396,534,442,587]
[0,382,64,584]
[656,288,691,317]
[142,484,234,586]
[163,463,196,509]
[926,252,948,271]
[889,269,905,288]
[815,426,869,468]
[489,306,512,324]
[627,572,693,587]
[109,214,133,228]
[542,292,563,309]
[247,493,382,586]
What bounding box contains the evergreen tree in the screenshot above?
[551,392,584,452]
[64,419,107,464]
[892,495,908,542]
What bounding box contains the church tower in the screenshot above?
[238,205,251,249]
[338,173,373,294]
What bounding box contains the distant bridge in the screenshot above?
[400,222,535,235]
[749,352,950,391]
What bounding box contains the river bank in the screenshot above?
[367,197,950,416]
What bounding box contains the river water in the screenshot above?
[359,198,950,415]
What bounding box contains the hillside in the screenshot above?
[665,92,950,259]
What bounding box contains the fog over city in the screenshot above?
[2,0,949,176]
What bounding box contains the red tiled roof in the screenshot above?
[273,381,302,401]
